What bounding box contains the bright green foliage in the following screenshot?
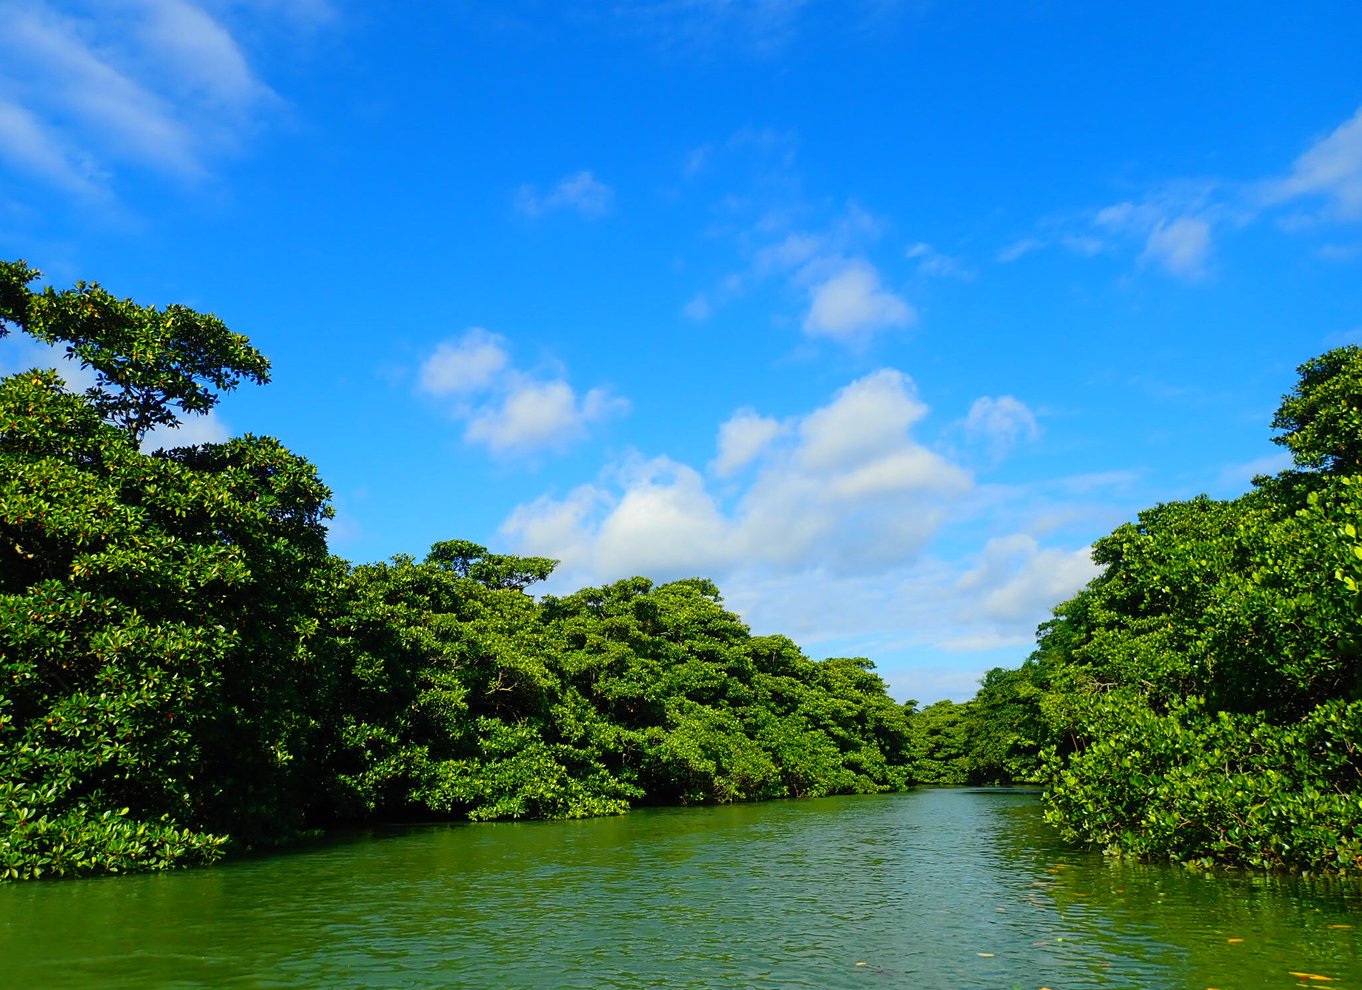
[977,347,1362,874]
[1,264,333,879]
[0,261,270,444]
[1,260,918,883]
[319,565,915,827]
[319,545,641,823]
[543,578,913,805]
[1043,694,1362,873]
[1272,346,1362,473]
[906,664,1049,785]
[909,700,974,784]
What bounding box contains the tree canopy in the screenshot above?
[912,347,1362,875]
[0,260,917,881]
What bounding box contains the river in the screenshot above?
[1,788,1358,988]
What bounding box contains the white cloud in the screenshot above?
[712,409,783,476]
[1141,216,1211,277]
[1007,105,1362,285]
[955,534,1097,624]
[416,329,628,456]
[135,0,269,107]
[680,157,910,341]
[500,368,1110,703]
[466,379,628,455]
[802,260,914,342]
[593,458,736,577]
[963,395,1040,459]
[516,170,614,218]
[0,96,103,196]
[1270,105,1362,219]
[502,367,967,581]
[795,368,926,471]
[0,0,284,192]
[753,232,825,275]
[418,328,511,395]
[0,335,229,450]
[1092,199,1213,278]
[0,336,99,390]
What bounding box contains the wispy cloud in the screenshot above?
[516,170,615,219]
[0,95,103,196]
[614,0,812,55]
[417,327,629,456]
[906,241,973,279]
[1092,198,1216,279]
[0,0,294,195]
[611,0,919,57]
[1267,105,1362,220]
[1003,105,1362,280]
[680,144,918,345]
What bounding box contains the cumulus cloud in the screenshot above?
[962,395,1040,459]
[466,380,628,455]
[500,368,1108,702]
[0,336,99,389]
[1010,105,1362,281]
[516,170,614,219]
[502,367,967,581]
[680,177,913,346]
[0,0,287,192]
[802,260,914,342]
[712,409,783,476]
[418,328,511,395]
[681,293,712,321]
[1269,105,1362,219]
[1216,451,1293,490]
[416,328,628,456]
[0,335,230,450]
[954,534,1097,625]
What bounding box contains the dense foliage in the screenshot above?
[0,262,916,880]
[918,346,1362,874]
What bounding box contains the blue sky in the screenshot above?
[3,1,1361,703]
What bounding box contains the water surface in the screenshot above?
[1,788,1358,988]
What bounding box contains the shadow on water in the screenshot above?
[1,788,1359,989]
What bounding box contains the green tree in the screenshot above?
[1271,345,1362,473]
[1,261,270,444]
[1013,347,1362,873]
[0,263,333,879]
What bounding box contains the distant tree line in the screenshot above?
[910,347,1362,876]
[0,262,916,881]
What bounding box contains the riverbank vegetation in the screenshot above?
[5,262,1360,881]
[0,262,915,881]
[911,348,1362,875]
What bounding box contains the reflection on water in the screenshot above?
[1,789,1358,989]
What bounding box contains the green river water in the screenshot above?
[1,788,1359,989]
